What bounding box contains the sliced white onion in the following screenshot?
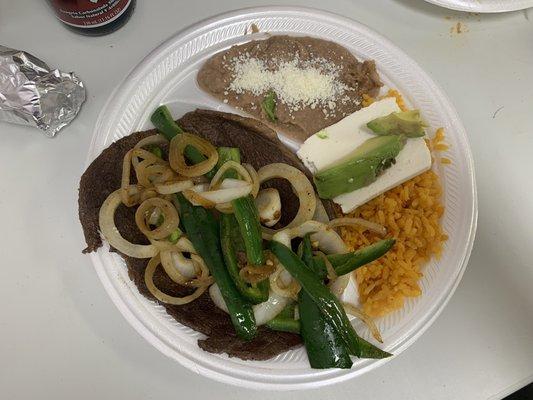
[154,179,194,195]
[184,182,252,207]
[132,134,168,168]
[135,159,174,188]
[151,236,197,276]
[312,231,348,255]
[150,235,195,251]
[219,178,250,189]
[199,184,252,203]
[243,163,260,198]
[120,150,139,206]
[174,236,196,253]
[209,284,229,313]
[135,197,180,240]
[270,263,300,300]
[279,269,293,287]
[182,188,216,208]
[169,133,218,177]
[134,133,168,148]
[212,179,252,213]
[343,302,383,343]
[313,195,330,223]
[98,188,157,258]
[316,251,337,281]
[209,161,252,190]
[329,274,351,300]
[145,255,209,305]
[270,220,350,299]
[171,252,196,278]
[272,220,349,254]
[255,188,281,227]
[328,217,386,236]
[215,204,235,214]
[133,133,168,151]
[209,285,291,325]
[148,207,162,226]
[191,183,210,193]
[160,248,196,281]
[258,163,316,237]
[253,292,291,325]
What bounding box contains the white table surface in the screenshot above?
[1,1,532,399]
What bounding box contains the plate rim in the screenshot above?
[423,0,533,13]
[85,5,478,390]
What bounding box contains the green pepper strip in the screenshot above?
[217,147,269,302]
[147,144,163,159]
[150,105,215,178]
[313,239,396,277]
[298,234,353,369]
[217,147,264,266]
[175,193,256,340]
[220,213,268,304]
[265,318,300,334]
[270,240,391,359]
[265,304,300,334]
[232,197,264,265]
[278,303,296,319]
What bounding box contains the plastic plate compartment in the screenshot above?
[423,0,533,12]
[86,6,477,390]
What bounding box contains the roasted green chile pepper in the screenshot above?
[217,147,269,299]
[175,194,256,340]
[298,234,353,369]
[220,213,268,304]
[314,239,396,276]
[270,240,391,359]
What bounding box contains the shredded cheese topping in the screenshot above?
[227,55,350,113]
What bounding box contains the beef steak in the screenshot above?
[78,109,306,360]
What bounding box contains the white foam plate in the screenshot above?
[86,6,477,390]
[424,0,533,12]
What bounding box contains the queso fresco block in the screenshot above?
[297,98,432,213]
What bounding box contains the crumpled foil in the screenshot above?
[0,45,85,137]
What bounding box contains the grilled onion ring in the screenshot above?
[257,163,316,238]
[209,161,252,190]
[98,187,157,258]
[135,197,180,240]
[154,179,194,195]
[132,134,168,168]
[145,254,209,305]
[169,133,218,177]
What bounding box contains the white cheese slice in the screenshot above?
[296,97,400,173]
[334,138,432,213]
[296,97,432,214]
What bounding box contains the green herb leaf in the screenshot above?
[168,228,182,244]
[261,91,277,122]
[316,130,329,139]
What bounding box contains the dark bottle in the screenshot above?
[48,0,136,36]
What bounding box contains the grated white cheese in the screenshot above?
[227,55,349,113]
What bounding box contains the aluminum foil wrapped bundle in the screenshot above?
[0,45,85,137]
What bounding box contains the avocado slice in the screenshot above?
[313,135,405,199]
[366,110,427,138]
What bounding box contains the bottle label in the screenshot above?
[51,0,132,28]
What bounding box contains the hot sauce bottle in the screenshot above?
[48,0,136,36]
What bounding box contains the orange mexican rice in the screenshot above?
[340,91,449,317]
